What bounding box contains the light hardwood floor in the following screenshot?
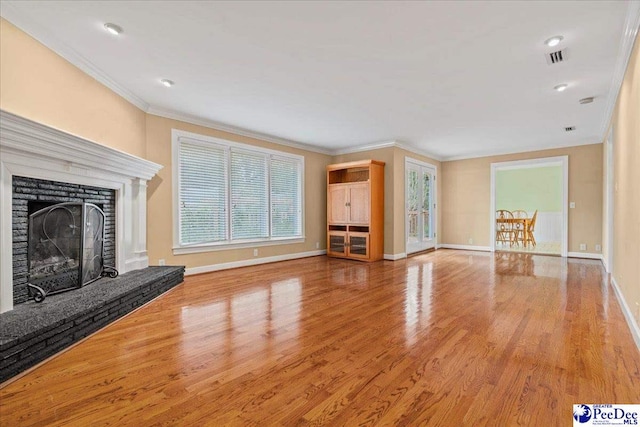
[1,250,639,426]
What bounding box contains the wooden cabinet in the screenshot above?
[327,160,384,262]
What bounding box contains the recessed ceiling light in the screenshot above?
[160,79,175,88]
[579,97,595,104]
[554,84,568,92]
[545,35,563,47]
[104,23,123,36]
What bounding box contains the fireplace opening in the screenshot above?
[27,202,118,302]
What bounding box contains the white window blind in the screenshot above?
[174,130,304,251]
[271,156,302,237]
[178,141,228,245]
[231,150,268,239]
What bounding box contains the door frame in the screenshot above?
[405,157,438,254]
[489,156,568,257]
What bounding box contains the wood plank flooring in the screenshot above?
[1,250,639,426]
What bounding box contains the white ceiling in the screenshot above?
[1,1,638,160]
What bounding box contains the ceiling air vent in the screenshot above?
[565,126,576,132]
[546,49,567,65]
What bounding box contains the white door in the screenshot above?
[406,160,436,254]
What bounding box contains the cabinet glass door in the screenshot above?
[328,232,347,256]
[347,233,369,259]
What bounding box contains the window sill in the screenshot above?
[173,237,306,255]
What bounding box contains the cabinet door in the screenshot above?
[348,183,370,224]
[347,232,370,260]
[328,232,347,257]
[328,185,348,224]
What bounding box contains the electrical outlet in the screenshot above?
[316,241,319,249]
[570,202,576,209]
[253,249,258,257]
[595,244,601,252]
[579,244,586,251]
[468,238,473,245]
[158,259,165,266]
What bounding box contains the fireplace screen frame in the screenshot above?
[27,202,118,302]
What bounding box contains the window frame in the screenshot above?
[172,129,305,255]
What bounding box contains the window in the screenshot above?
[173,130,303,254]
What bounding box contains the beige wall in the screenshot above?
[441,144,603,253]
[145,115,331,268]
[610,33,640,329]
[0,19,331,271]
[0,19,146,158]
[3,16,635,341]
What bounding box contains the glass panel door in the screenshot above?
[347,233,369,259]
[328,232,347,256]
[406,160,436,254]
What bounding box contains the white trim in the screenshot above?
[173,237,305,255]
[610,276,640,351]
[438,244,491,252]
[0,111,162,180]
[490,156,568,258]
[567,252,603,261]
[603,127,615,273]
[0,4,150,112]
[185,250,326,275]
[442,141,601,162]
[600,0,640,140]
[171,129,305,253]
[0,110,162,313]
[384,253,407,260]
[334,140,442,162]
[148,108,332,155]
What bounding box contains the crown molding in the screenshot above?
[147,107,333,156]
[599,0,640,140]
[0,4,150,112]
[441,140,602,162]
[334,140,443,162]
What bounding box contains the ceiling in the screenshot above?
[1,1,638,160]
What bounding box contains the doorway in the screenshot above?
[490,156,568,257]
[406,158,437,254]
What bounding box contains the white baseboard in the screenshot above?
[185,250,326,275]
[384,253,407,260]
[438,244,491,252]
[610,277,640,351]
[567,252,603,260]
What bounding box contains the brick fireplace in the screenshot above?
[0,110,163,313]
[12,177,117,304]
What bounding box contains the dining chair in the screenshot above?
[524,210,538,247]
[495,210,514,246]
[511,210,528,245]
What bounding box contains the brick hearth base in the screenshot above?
[0,266,184,383]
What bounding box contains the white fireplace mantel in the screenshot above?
[0,110,163,313]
